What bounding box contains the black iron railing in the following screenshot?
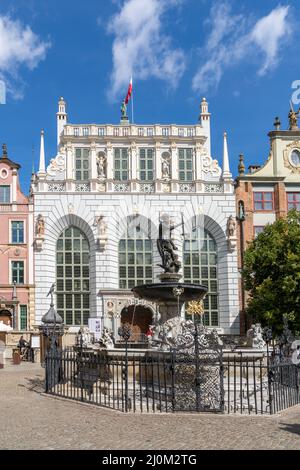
[45,348,299,414]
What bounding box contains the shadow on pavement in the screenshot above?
[279,423,300,436]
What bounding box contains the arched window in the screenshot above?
[183,228,218,326]
[56,226,90,325]
[119,218,153,289]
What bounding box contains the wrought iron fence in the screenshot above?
[45,347,299,414]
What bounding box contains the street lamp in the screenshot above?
[118,324,132,412]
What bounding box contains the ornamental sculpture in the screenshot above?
[34,214,45,251]
[227,215,237,238]
[97,152,107,180]
[36,214,45,237]
[288,106,300,130]
[120,100,127,119]
[157,214,183,274]
[161,153,171,181]
[94,215,108,251]
[227,215,237,252]
[246,323,266,349]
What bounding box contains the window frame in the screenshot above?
[75,147,90,182]
[10,220,25,244]
[11,260,25,285]
[119,226,153,289]
[183,229,219,327]
[139,148,154,182]
[253,191,274,212]
[178,148,194,182]
[287,192,300,211]
[114,147,129,181]
[253,226,265,238]
[19,305,28,331]
[56,226,90,326]
[0,185,11,204]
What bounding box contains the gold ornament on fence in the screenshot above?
[186,300,205,318]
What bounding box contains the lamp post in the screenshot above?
[237,201,246,332]
[40,286,64,390]
[118,323,132,412]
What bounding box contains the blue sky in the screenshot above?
[0,0,299,193]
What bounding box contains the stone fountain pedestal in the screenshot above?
[132,272,207,350]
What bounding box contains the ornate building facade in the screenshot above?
[31,98,240,337]
[0,145,34,330]
[235,111,300,331]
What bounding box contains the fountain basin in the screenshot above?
[132,282,207,304]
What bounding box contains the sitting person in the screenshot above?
[17,336,29,358]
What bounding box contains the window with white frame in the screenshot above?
[183,229,218,326]
[162,127,169,137]
[119,222,153,289]
[138,128,144,136]
[82,127,89,136]
[11,261,24,284]
[0,185,10,203]
[74,128,79,137]
[56,226,90,326]
[98,127,105,137]
[75,148,90,181]
[114,148,129,181]
[11,221,24,243]
[147,128,154,137]
[179,148,193,181]
[139,148,154,181]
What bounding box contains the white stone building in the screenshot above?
[31,98,240,337]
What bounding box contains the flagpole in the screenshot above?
[131,77,134,124]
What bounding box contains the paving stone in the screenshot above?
[0,364,299,450]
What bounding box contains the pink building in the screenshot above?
[0,144,34,330]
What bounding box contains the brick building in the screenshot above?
[0,144,35,330]
[235,112,300,332]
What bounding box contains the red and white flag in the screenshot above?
[125,76,133,104]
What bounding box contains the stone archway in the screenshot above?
[121,305,153,342]
[0,310,12,327]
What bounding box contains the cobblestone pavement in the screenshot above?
[0,364,299,450]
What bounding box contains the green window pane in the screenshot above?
[57,266,63,277]
[20,305,27,330]
[65,266,72,277]
[57,239,63,250]
[183,229,218,326]
[56,226,90,325]
[74,280,81,291]
[65,253,72,264]
[82,266,89,277]
[119,233,153,288]
[73,253,80,264]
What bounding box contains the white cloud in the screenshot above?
[192,4,292,94]
[0,15,50,98]
[251,6,290,76]
[107,0,186,100]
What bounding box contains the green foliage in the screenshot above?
[243,210,300,333]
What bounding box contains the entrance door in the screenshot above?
[121,305,153,342]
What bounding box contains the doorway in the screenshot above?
[120,305,153,342]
